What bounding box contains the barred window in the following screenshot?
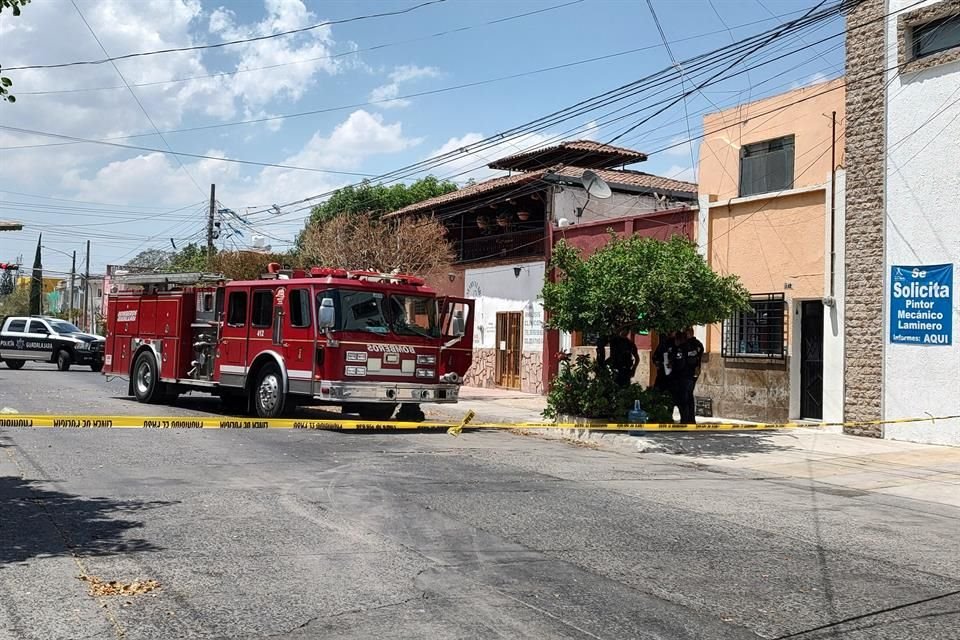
[722,293,786,359]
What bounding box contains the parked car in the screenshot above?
[0,315,106,371]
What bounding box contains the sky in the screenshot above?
[0,0,845,277]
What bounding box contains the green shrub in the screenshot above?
[544,354,674,423]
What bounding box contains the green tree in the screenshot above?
[125,248,174,271]
[0,0,31,104]
[305,176,458,226]
[168,243,207,272]
[0,281,29,317]
[542,234,749,338]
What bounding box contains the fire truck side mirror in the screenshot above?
[452,311,465,337]
[318,298,336,329]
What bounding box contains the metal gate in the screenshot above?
[800,301,824,419]
[496,311,522,389]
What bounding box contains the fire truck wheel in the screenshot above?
[354,403,397,421]
[253,364,286,418]
[4,359,25,370]
[56,350,72,372]
[132,351,164,403]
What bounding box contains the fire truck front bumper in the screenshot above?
[315,381,460,404]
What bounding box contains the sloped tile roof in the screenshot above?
[487,140,647,171]
[549,167,697,195]
[384,171,546,218]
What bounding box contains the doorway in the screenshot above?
[496,311,522,389]
[799,301,824,419]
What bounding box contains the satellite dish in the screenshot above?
[582,170,612,199]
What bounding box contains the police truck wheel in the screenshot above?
[56,350,71,372]
[253,364,286,419]
[90,363,104,373]
[132,352,164,403]
[4,359,25,370]
[354,403,397,421]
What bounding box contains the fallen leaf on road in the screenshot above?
[78,575,160,597]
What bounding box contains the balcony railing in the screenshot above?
[457,229,545,263]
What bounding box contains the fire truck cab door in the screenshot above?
[281,286,315,396]
[218,287,249,387]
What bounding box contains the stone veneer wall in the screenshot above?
[464,348,544,395]
[843,0,886,435]
[696,355,790,423]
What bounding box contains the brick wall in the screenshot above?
[697,355,790,423]
[843,0,886,436]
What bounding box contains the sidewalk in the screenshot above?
[430,386,960,510]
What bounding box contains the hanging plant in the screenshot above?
[516,210,530,222]
[496,211,512,227]
[477,215,490,230]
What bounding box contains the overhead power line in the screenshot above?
[15,0,588,96]
[6,0,448,71]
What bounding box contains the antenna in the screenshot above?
[577,169,612,220]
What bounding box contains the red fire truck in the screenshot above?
[104,265,474,419]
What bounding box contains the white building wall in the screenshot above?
[464,261,546,352]
[822,169,846,425]
[552,188,666,226]
[883,0,960,445]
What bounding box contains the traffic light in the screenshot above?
[0,262,20,271]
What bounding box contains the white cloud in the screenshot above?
[662,164,697,184]
[791,72,828,90]
[369,64,440,109]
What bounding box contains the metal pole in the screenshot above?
[69,251,76,323]
[84,240,91,333]
[207,183,216,264]
[829,110,837,299]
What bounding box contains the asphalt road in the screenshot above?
[2,365,960,639]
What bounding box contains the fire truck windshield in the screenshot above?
[317,289,439,338]
[388,294,440,338]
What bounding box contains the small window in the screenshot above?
[202,293,214,312]
[7,319,27,333]
[251,290,273,328]
[227,291,247,326]
[739,135,795,197]
[913,14,960,59]
[289,289,311,328]
[722,293,786,359]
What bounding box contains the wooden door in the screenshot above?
[495,311,522,389]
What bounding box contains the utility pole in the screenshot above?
[69,250,76,324]
[207,183,216,264]
[84,240,91,333]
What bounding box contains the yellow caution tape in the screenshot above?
[0,413,957,432]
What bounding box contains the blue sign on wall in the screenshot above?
[890,264,953,345]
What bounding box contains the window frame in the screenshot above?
[27,319,50,335]
[721,293,787,360]
[912,14,960,60]
[250,289,274,329]
[226,290,248,327]
[289,288,312,328]
[6,318,27,333]
[738,135,796,198]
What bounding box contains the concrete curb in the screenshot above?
[515,427,688,454]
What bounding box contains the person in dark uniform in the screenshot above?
[669,327,704,424]
[653,331,675,392]
[598,330,639,388]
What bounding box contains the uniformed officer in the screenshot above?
[653,331,675,393]
[669,327,704,424]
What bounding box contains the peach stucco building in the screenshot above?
[695,78,846,423]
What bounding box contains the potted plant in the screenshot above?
[496,211,512,227]
[476,215,489,230]
[516,210,530,221]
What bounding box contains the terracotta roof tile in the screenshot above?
[487,140,647,171]
[384,171,546,218]
[549,167,697,195]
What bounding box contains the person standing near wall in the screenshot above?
[597,330,639,388]
[653,331,675,392]
[669,327,704,424]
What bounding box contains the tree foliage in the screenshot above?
[542,234,750,337]
[0,281,28,317]
[0,0,30,104]
[125,245,290,281]
[306,176,457,226]
[299,213,453,278]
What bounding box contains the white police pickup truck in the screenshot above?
[0,316,106,371]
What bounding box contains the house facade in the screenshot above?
[845,0,960,445]
[696,78,846,423]
[387,141,697,394]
